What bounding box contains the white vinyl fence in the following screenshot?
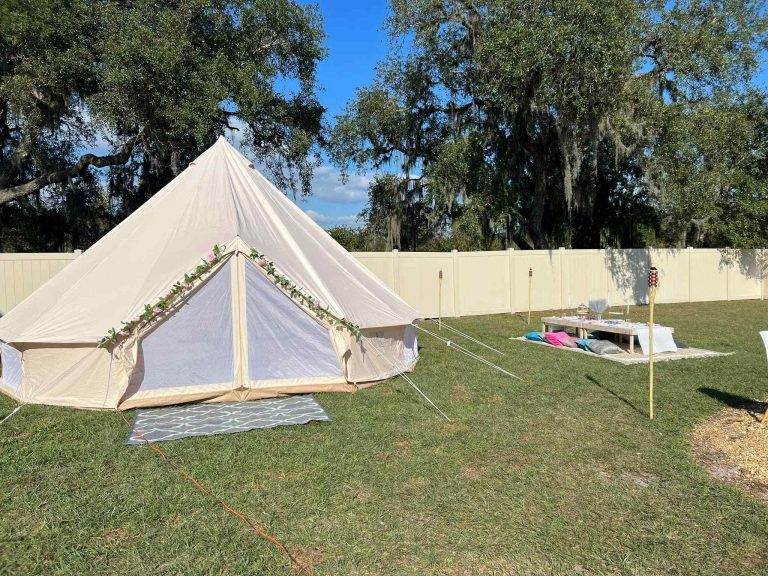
[0,248,765,317]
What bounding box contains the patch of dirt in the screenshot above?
[451,383,471,403]
[393,438,412,457]
[99,527,132,543]
[484,394,504,406]
[618,471,659,488]
[691,400,768,502]
[460,466,482,481]
[291,547,324,574]
[352,488,372,503]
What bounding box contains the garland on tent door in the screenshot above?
[98,244,227,348]
[97,244,362,348]
[247,248,362,341]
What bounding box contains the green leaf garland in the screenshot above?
[98,243,226,348]
[248,248,362,341]
[98,243,362,348]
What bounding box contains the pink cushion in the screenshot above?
[543,332,564,346]
[555,331,579,348]
[545,331,578,348]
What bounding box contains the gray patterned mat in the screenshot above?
[126,395,329,444]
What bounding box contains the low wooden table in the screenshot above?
[541,316,674,355]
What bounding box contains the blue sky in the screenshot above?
[277,0,392,229]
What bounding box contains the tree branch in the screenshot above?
[0,132,144,205]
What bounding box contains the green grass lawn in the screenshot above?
[2,300,767,575]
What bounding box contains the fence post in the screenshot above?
[452,249,461,317]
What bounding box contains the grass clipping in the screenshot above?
[691,399,768,501]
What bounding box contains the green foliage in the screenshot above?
[0,0,325,250]
[327,226,369,251]
[332,0,768,250]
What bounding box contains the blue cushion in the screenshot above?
[524,331,546,342]
[575,338,591,350]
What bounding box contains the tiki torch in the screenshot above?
[527,267,533,325]
[648,266,659,420]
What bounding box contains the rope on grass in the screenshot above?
[0,405,22,425]
[428,320,506,356]
[118,411,313,575]
[362,337,452,422]
[414,325,523,382]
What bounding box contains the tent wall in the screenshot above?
[6,249,419,410]
[21,345,114,409]
[244,259,342,384]
[0,343,22,399]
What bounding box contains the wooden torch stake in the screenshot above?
[527,268,533,326]
[648,266,659,420]
[438,270,443,330]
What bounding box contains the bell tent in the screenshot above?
[0,137,421,410]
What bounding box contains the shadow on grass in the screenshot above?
[586,374,646,418]
[697,387,767,422]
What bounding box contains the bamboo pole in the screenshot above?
[527,268,533,325]
[438,270,443,330]
[648,266,659,420]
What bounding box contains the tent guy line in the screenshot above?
[362,336,452,421]
[414,324,523,381]
[0,404,22,425]
[429,320,506,356]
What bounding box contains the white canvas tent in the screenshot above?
[0,137,421,410]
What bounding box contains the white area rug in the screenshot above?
[510,337,732,365]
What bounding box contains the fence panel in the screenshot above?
[0,253,80,316]
[0,248,764,318]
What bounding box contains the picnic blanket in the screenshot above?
[126,395,329,444]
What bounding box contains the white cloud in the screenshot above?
[305,209,362,229]
[310,165,371,204]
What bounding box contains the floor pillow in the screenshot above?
[551,331,578,348]
[575,338,591,350]
[543,332,565,347]
[524,331,546,342]
[587,339,624,355]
